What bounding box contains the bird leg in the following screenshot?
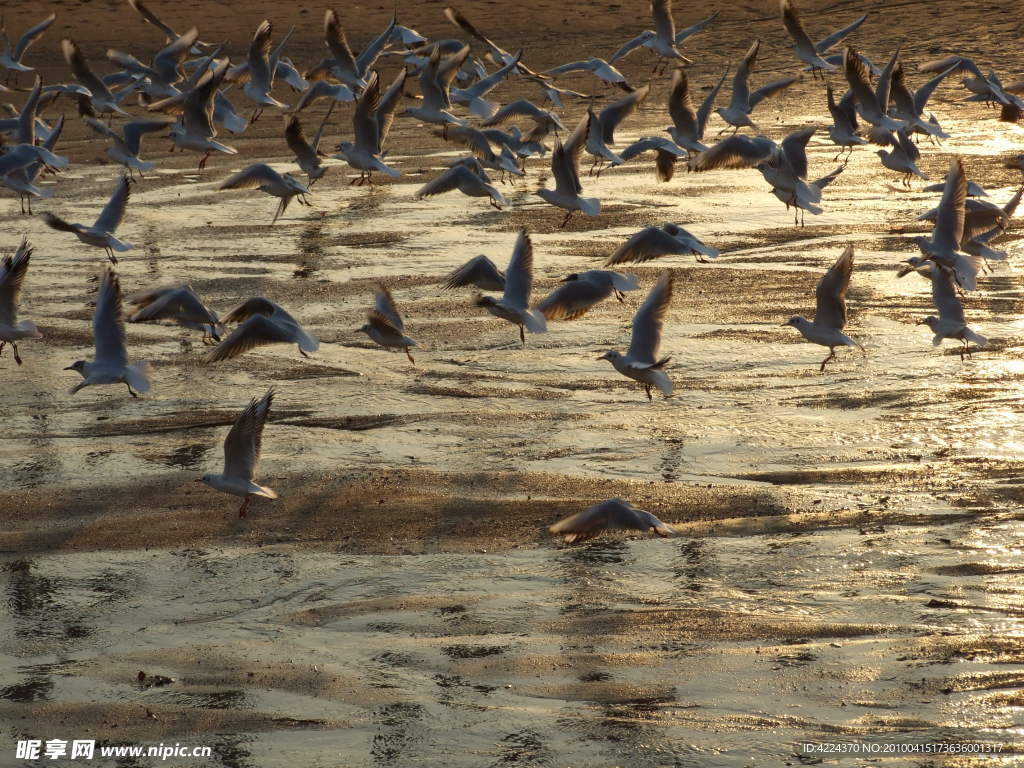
[519,324,525,346]
[819,347,836,373]
[559,209,574,228]
[105,247,118,265]
[615,289,625,303]
[645,384,652,400]
[12,342,21,365]
[405,347,416,365]
[126,383,139,398]
[198,152,210,171]
[0,341,4,358]
[299,347,311,358]
[238,496,250,518]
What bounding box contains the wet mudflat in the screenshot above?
[2,0,1024,765]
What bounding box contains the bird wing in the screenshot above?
[218,163,282,191]
[16,77,41,146]
[599,84,650,145]
[697,70,728,135]
[94,267,128,367]
[323,9,359,76]
[83,115,120,143]
[814,12,867,53]
[443,6,503,59]
[42,212,83,235]
[608,33,652,65]
[691,134,776,171]
[619,136,682,160]
[812,165,844,190]
[874,46,901,112]
[931,264,965,324]
[353,70,382,154]
[814,244,853,330]
[377,68,407,149]
[94,176,131,234]
[536,276,610,321]
[933,156,967,253]
[844,46,882,118]
[373,285,404,331]
[247,20,274,90]
[127,0,177,41]
[780,0,817,60]
[223,296,277,325]
[416,164,474,198]
[651,0,676,43]
[730,39,759,110]
[749,75,799,108]
[560,109,590,184]
[129,286,214,325]
[355,15,396,75]
[0,238,31,328]
[13,12,56,61]
[668,67,698,137]
[62,39,113,100]
[548,500,614,542]
[122,117,174,155]
[223,388,273,482]
[918,55,982,79]
[913,64,958,114]
[780,127,814,180]
[443,254,505,290]
[627,272,672,364]
[502,229,534,310]
[152,26,199,84]
[206,314,299,362]
[675,11,718,44]
[826,84,857,132]
[285,116,318,168]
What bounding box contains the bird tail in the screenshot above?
[251,483,278,500]
[648,367,673,396]
[522,309,547,334]
[641,512,675,537]
[964,328,987,347]
[126,361,153,393]
[17,321,42,339]
[578,197,601,217]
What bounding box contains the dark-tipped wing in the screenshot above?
[443,254,505,290]
[223,388,273,481]
[814,244,853,330]
[627,272,672,363]
[94,267,128,367]
[934,156,967,252]
[94,176,131,234]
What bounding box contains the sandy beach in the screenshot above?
[2,0,1024,765]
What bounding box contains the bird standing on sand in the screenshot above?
[782,245,863,372]
[198,388,278,518]
[599,271,673,400]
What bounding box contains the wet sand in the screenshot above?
[2,0,1024,764]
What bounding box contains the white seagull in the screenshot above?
[218,163,311,224]
[717,40,799,133]
[913,156,978,290]
[537,111,600,226]
[416,157,507,208]
[606,223,719,265]
[780,0,867,75]
[549,498,675,543]
[127,284,222,343]
[599,271,673,400]
[782,245,862,372]
[206,297,318,362]
[667,67,727,156]
[84,116,174,177]
[357,285,417,364]
[473,229,546,345]
[65,267,153,397]
[443,254,506,292]
[197,388,278,518]
[917,263,987,360]
[0,238,42,365]
[0,12,56,81]
[335,71,401,185]
[609,3,718,72]
[536,270,640,321]
[43,175,133,263]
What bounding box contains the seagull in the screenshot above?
[451,52,522,119]
[482,98,565,137]
[782,245,862,372]
[667,67,726,156]
[242,20,287,120]
[618,136,687,181]
[890,60,957,138]
[780,0,867,76]
[0,12,55,82]
[127,0,204,51]
[315,9,394,91]
[357,285,417,364]
[65,267,152,397]
[473,229,546,345]
[62,39,130,116]
[416,158,508,208]
[537,111,600,226]
[913,156,979,291]
[219,164,310,224]
[335,71,401,184]
[83,117,174,177]
[586,84,651,174]
[549,498,675,543]
[877,128,927,186]
[605,223,718,265]
[536,270,640,321]
[398,45,467,130]
[609,3,718,73]
[127,284,222,343]
[599,271,673,400]
[843,45,904,143]
[5,117,64,214]
[434,125,524,178]
[285,114,329,186]
[442,6,546,78]
[106,27,198,100]
[197,388,277,518]
[43,175,133,263]
[717,40,799,132]
[918,263,986,360]
[290,80,354,113]
[825,85,865,161]
[0,238,41,365]
[206,297,318,362]
[443,254,506,291]
[544,58,629,89]
[152,60,238,168]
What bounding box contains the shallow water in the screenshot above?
[3,0,1024,764]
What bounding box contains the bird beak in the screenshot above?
[62,365,74,370]
[194,478,203,483]
[779,323,789,327]
[915,320,925,326]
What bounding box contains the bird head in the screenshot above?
[63,360,86,376]
[598,350,620,362]
[782,316,807,329]
[560,273,580,283]
[195,474,213,485]
[917,316,939,330]
[473,294,496,308]
[356,323,370,335]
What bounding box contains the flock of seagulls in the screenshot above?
[0,0,1020,539]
